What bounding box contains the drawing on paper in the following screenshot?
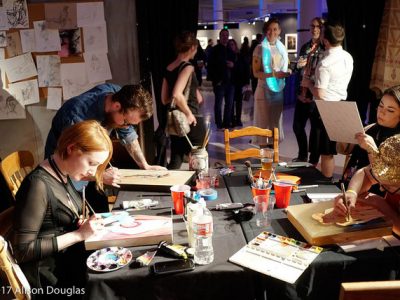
[4,0,29,28]
[19,29,35,53]
[45,3,77,30]
[0,31,6,47]
[0,52,38,83]
[58,29,82,58]
[8,79,39,106]
[6,31,22,57]
[84,52,111,83]
[60,63,96,100]
[77,2,105,27]
[0,89,26,119]
[37,55,61,87]
[34,20,61,52]
[46,87,62,110]
[83,24,108,53]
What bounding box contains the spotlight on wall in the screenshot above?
[204,25,207,29]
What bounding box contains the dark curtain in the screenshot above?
[136,0,199,165]
[327,0,385,124]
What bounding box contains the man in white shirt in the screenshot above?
[303,22,354,179]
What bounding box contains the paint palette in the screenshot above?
[87,247,132,272]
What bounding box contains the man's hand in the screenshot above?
[143,164,167,171]
[103,167,121,188]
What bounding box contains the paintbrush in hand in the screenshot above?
[341,183,350,222]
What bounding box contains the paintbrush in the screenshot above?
[341,183,350,222]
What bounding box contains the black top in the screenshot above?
[164,61,200,115]
[207,43,236,85]
[11,166,84,289]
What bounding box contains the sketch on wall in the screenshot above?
[83,24,108,53]
[4,0,29,29]
[0,52,37,83]
[0,31,7,47]
[0,89,26,119]
[20,29,36,53]
[58,28,82,58]
[36,55,61,87]
[84,52,111,83]
[9,79,40,106]
[60,63,97,100]
[6,31,22,57]
[77,2,105,27]
[46,87,62,110]
[0,8,10,30]
[34,20,61,52]
[45,3,77,30]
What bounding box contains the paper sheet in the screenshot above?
[36,55,61,87]
[0,8,10,30]
[77,2,105,27]
[20,29,36,53]
[44,3,77,29]
[8,79,40,106]
[84,52,112,83]
[0,53,37,83]
[82,24,108,53]
[46,87,62,110]
[60,63,96,100]
[339,235,400,253]
[307,193,340,203]
[4,0,29,29]
[0,31,7,47]
[6,31,22,57]
[315,100,364,144]
[33,20,61,52]
[0,89,26,120]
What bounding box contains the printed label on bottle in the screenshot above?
[193,222,213,236]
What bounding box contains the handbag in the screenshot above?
[167,72,192,137]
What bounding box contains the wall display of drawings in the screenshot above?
[285,33,297,53]
[0,0,111,120]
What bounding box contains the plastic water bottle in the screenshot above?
[192,199,214,265]
[186,197,202,248]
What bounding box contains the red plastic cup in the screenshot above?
[273,182,293,208]
[170,185,191,215]
[251,183,271,199]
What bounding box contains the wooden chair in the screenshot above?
[0,236,31,300]
[339,280,400,300]
[0,151,34,199]
[224,126,279,165]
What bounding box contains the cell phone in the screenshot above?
[150,259,195,275]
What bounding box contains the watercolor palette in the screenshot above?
[87,246,132,272]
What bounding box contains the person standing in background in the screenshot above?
[192,39,207,87]
[250,33,263,93]
[303,22,354,179]
[161,31,206,169]
[252,18,291,146]
[292,17,325,163]
[207,29,236,129]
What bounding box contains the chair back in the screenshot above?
[0,151,34,199]
[339,280,400,300]
[224,126,279,165]
[0,236,31,300]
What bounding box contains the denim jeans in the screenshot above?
[213,83,234,128]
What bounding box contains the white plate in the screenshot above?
[87,246,132,272]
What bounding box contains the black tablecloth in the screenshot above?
[85,179,263,300]
[223,166,400,300]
